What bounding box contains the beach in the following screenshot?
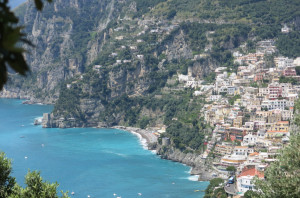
[112,126,158,149]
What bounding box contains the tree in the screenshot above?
[204,178,226,198]
[244,190,260,198]
[226,166,236,173]
[0,0,52,91]
[0,152,69,198]
[13,171,69,198]
[254,132,300,197]
[0,152,16,197]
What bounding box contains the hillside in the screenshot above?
[2,0,300,153]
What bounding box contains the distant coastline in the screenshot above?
[111,126,158,150]
[112,125,216,182]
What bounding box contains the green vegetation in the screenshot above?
[134,0,166,18]
[204,178,226,198]
[229,95,241,105]
[279,76,298,85]
[0,152,69,198]
[150,0,300,25]
[0,0,54,90]
[181,23,214,54]
[277,32,300,58]
[244,190,260,198]
[226,166,236,173]
[254,131,300,198]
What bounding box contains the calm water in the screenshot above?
[0,99,208,198]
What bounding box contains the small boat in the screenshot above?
[138,193,142,196]
[71,192,75,195]
[113,193,117,196]
[194,190,200,192]
[24,156,28,159]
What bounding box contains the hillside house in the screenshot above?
[236,167,264,195]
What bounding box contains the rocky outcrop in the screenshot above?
[0,87,31,100]
[42,113,86,128]
[156,144,215,181]
[3,0,118,103]
[165,30,193,61]
[190,56,219,78]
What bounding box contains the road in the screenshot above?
[224,183,237,196]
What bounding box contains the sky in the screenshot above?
[9,0,27,9]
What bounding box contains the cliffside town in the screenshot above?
[1,0,300,196]
[180,41,300,196]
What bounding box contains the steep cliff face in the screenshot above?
[156,144,214,180]
[3,0,244,127]
[2,0,122,102]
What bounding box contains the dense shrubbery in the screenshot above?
[204,178,226,198]
[167,121,204,150]
[134,0,167,17]
[0,152,69,198]
[277,32,300,58]
[279,76,298,85]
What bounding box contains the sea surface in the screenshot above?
[0,99,208,198]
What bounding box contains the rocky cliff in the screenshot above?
[156,144,215,181]
[11,1,223,127]
[3,0,298,129]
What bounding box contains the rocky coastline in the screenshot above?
[40,114,215,181]
[112,126,216,181]
[5,99,215,182]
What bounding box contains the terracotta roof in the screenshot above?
[249,152,259,156]
[235,146,248,149]
[276,121,289,124]
[238,167,264,178]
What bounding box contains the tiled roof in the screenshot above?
[249,152,259,156]
[235,146,248,149]
[238,167,264,178]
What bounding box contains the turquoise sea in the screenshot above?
[0,99,208,198]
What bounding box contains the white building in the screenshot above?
[233,146,254,156]
[242,134,258,146]
[209,95,222,102]
[274,57,294,70]
[227,86,237,95]
[261,99,293,110]
[237,167,264,195]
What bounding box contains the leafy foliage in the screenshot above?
[204,178,226,198]
[277,32,300,58]
[0,152,15,198]
[134,0,167,18]
[279,76,298,85]
[0,0,52,90]
[254,132,300,197]
[0,152,69,198]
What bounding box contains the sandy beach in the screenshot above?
[112,126,158,149]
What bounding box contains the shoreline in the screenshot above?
[112,126,158,150]
[112,126,215,181]
[3,98,213,183]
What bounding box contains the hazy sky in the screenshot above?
[9,0,27,9]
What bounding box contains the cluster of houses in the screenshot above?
[178,40,300,196]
